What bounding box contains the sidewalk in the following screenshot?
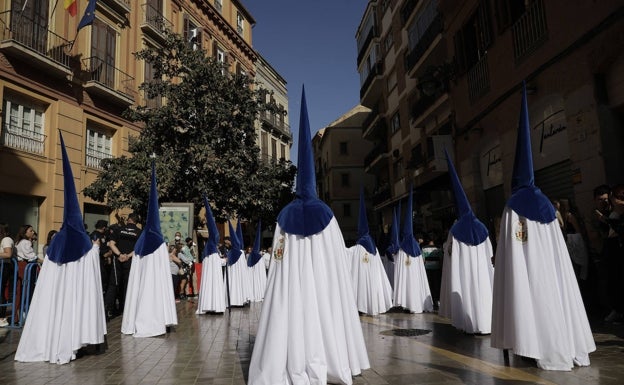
[0,299,623,384]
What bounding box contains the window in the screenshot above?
[214,0,222,13]
[384,29,394,53]
[343,203,352,218]
[341,173,350,187]
[271,138,277,162]
[144,61,161,108]
[91,19,117,88]
[184,17,202,51]
[86,125,113,169]
[280,144,286,160]
[237,12,244,35]
[260,131,269,163]
[2,96,45,155]
[215,46,226,74]
[454,0,492,73]
[339,141,348,155]
[391,111,401,133]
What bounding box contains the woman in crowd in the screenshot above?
[0,224,14,327]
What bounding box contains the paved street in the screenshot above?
[0,300,623,385]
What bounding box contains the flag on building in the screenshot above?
[64,0,77,16]
[77,0,97,31]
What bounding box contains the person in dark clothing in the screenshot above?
[90,220,112,295]
[105,213,141,319]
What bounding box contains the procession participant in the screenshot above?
[249,87,369,384]
[491,82,595,370]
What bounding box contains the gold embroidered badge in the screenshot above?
[514,219,528,242]
[274,236,285,261]
[405,257,411,266]
[362,253,369,264]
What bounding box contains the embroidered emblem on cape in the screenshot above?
[274,235,285,261]
[514,219,528,242]
[362,252,369,264]
[405,257,411,266]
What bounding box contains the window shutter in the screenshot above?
[183,16,190,42]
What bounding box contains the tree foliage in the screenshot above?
[84,30,296,224]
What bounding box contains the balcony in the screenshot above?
[82,56,135,105]
[357,25,378,65]
[1,123,45,155]
[512,0,548,62]
[0,10,72,78]
[364,142,389,172]
[141,3,173,41]
[372,183,391,207]
[260,111,292,139]
[86,148,112,170]
[360,61,383,106]
[102,0,131,15]
[411,81,449,122]
[406,13,442,75]
[467,52,489,102]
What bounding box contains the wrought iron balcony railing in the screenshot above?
[0,10,72,68]
[467,52,490,102]
[142,3,173,35]
[86,148,112,170]
[82,56,135,98]
[1,123,45,155]
[405,13,442,73]
[512,0,548,61]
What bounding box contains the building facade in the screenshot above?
[254,53,292,164]
[312,105,375,245]
[0,0,265,254]
[357,0,454,240]
[357,0,624,241]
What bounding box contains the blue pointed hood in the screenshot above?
[386,206,400,257]
[227,220,242,265]
[506,81,555,223]
[47,131,92,264]
[356,187,376,254]
[399,185,421,257]
[248,220,263,267]
[445,149,489,246]
[201,194,219,259]
[277,86,334,236]
[236,220,244,250]
[134,161,165,256]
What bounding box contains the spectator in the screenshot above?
[15,224,40,317]
[560,199,589,281]
[586,184,611,314]
[179,237,195,299]
[42,230,58,257]
[0,224,14,327]
[602,184,624,323]
[90,220,112,295]
[169,244,183,303]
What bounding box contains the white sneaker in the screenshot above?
[0,318,8,327]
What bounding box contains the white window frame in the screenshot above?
[216,48,226,74]
[86,126,113,170]
[2,98,45,155]
[237,12,244,35]
[214,0,222,13]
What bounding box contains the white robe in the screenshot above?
[438,235,494,334]
[491,207,596,370]
[380,253,395,289]
[15,245,106,364]
[196,252,226,314]
[224,250,251,306]
[347,244,393,315]
[121,243,178,337]
[249,218,370,385]
[249,260,267,302]
[393,249,433,313]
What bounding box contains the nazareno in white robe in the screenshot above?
[15,245,106,364]
[438,234,494,334]
[393,249,433,313]
[347,244,393,315]
[224,249,251,306]
[491,207,596,370]
[248,218,370,385]
[196,251,226,314]
[121,242,178,337]
[248,259,267,302]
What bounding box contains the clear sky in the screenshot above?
[244,1,369,164]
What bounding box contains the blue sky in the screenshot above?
[244,1,369,164]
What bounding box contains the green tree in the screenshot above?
[84,31,296,223]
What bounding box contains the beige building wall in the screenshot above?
[0,0,258,254]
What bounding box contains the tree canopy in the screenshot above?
[84,30,296,224]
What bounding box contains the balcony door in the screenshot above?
[10,0,49,53]
[91,19,116,88]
